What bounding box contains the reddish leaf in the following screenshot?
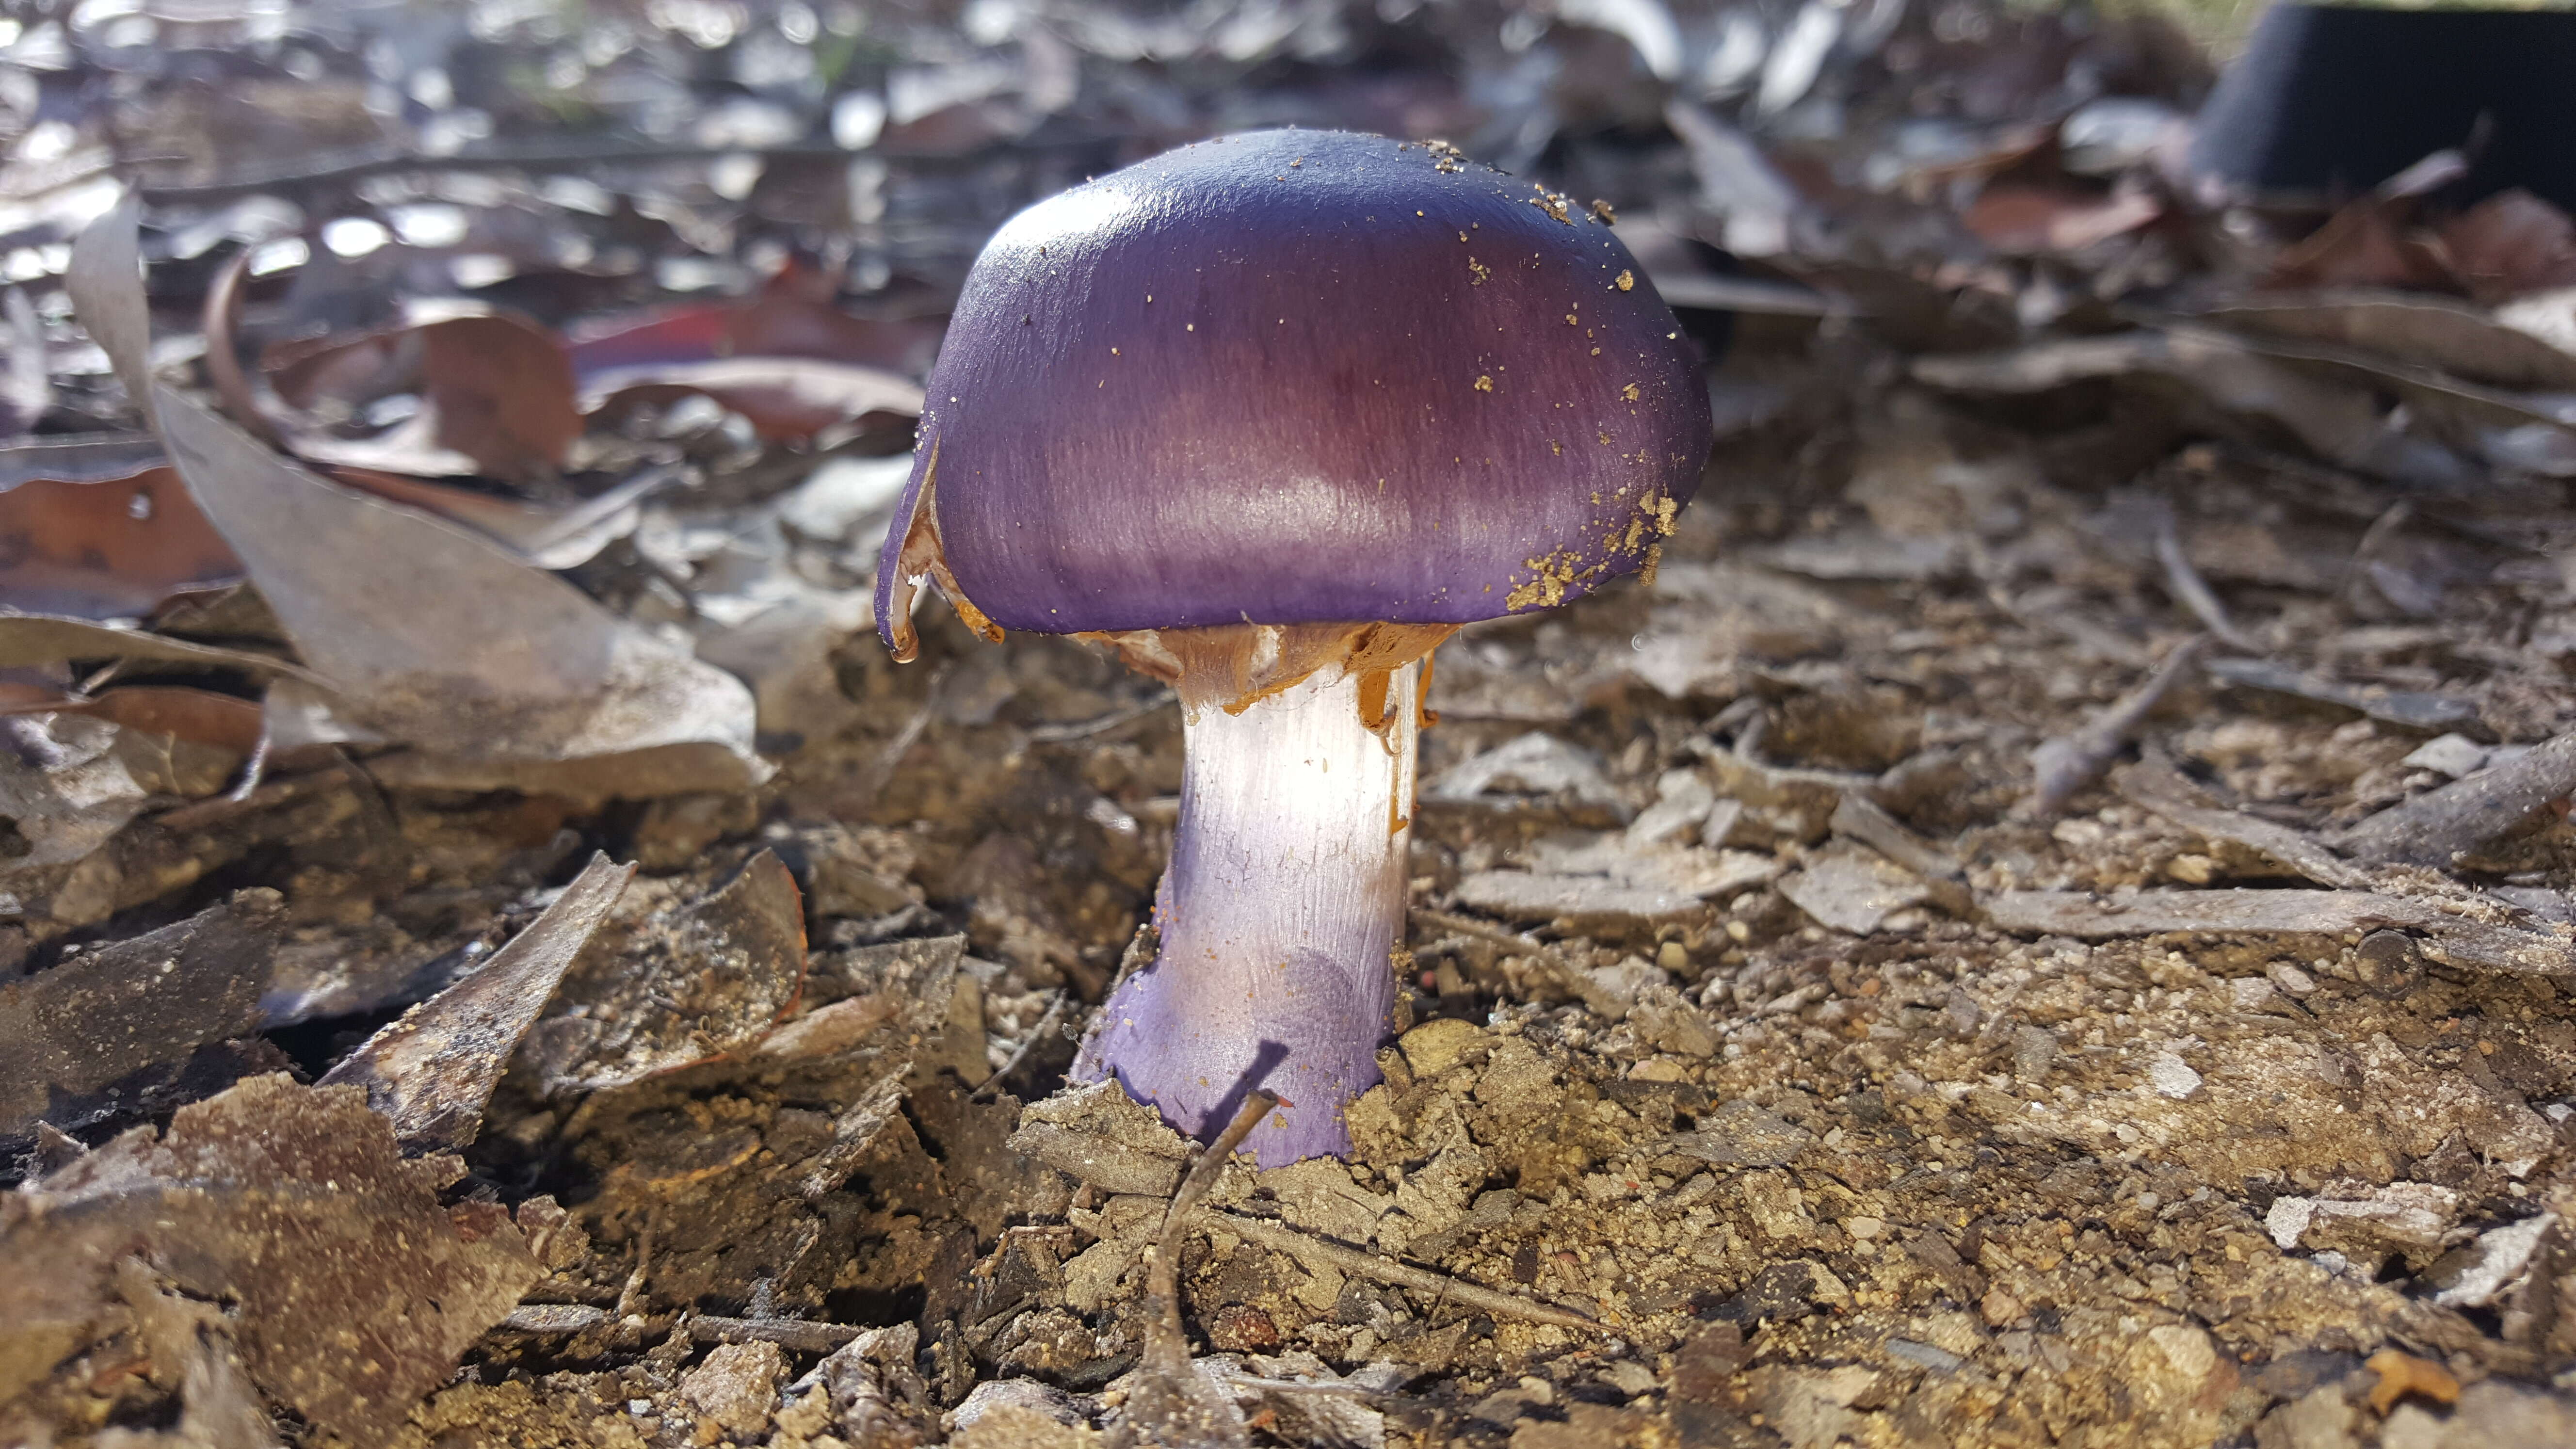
[566,261,942,379]
[0,683,265,755]
[262,311,580,482]
[0,464,243,620]
[64,686,265,754]
[580,358,927,444]
[2264,150,2465,292]
[2437,190,2576,304]
[1964,184,2161,255]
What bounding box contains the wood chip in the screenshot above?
[320,853,634,1153]
[2412,920,2575,977]
[2113,758,2371,889]
[2204,656,2479,731]
[1778,843,1930,935]
[2334,730,2576,867]
[1217,1213,1600,1331]
[1984,889,2437,938]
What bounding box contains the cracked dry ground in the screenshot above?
[400,357,2576,1447]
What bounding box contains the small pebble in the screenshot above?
[1981,1287,2026,1326]
[2149,1053,2203,1100]
[1399,1016,1487,1076]
[2268,962,2318,997]
[2400,733,2489,778]
[1602,1361,1659,1396]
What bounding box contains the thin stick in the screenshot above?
[1410,907,1544,953]
[841,664,948,811]
[1214,1212,1601,1332]
[2153,510,2257,651]
[967,989,1068,1100]
[496,1304,867,1354]
[2026,635,2210,818]
[1149,1090,1280,1352]
[1025,690,1177,743]
[2339,499,2416,602]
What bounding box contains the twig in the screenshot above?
[967,989,1068,1100]
[1026,690,1177,743]
[2338,499,2416,605]
[520,463,691,557]
[1110,1092,1278,1449]
[1149,1090,1280,1352]
[842,663,948,810]
[2152,509,2257,651]
[689,1314,869,1353]
[1213,1213,1602,1331]
[499,1304,610,1335]
[152,762,356,832]
[2334,729,2576,867]
[1410,907,1545,954]
[225,706,272,805]
[496,1304,866,1353]
[2025,635,2210,818]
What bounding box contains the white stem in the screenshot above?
[1078,661,1418,1165]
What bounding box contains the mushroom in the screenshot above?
[877,129,1712,1164]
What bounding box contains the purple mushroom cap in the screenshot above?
[875,128,1712,640]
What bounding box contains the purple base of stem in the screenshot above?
[1081,942,1391,1165]
[1071,661,1417,1167]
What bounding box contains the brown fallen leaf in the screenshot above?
[0,614,311,680]
[1915,331,2397,476]
[0,889,287,1152]
[2193,290,2576,394]
[569,262,933,442]
[0,1074,540,1443]
[155,386,766,800]
[66,200,763,801]
[0,684,268,756]
[0,434,169,489]
[267,307,581,481]
[579,355,926,444]
[320,853,634,1154]
[322,461,679,565]
[2263,150,2464,293]
[566,260,943,377]
[0,464,241,620]
[515,850,808,1095]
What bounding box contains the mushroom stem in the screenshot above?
[1077,660,1420,1166]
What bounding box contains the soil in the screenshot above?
[407,333,2576,1446]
